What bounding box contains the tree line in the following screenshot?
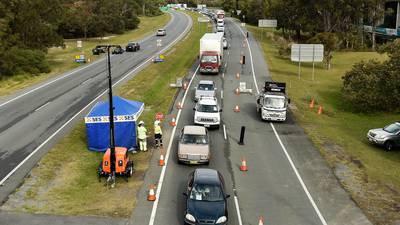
[0,0,164,77]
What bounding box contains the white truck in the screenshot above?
[199,33,224,74]
[256,82,290,121]
[194,97,221,129]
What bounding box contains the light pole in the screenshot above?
[98,44,120,187]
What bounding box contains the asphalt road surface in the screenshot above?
[0,10,192,204]
[128,18,372,225]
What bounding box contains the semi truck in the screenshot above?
[199,33,224,74]
[256,82,290,121]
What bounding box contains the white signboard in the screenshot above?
[258,19,277,28]
[363,25,373,32]
[291,44,324,62]
[236,10,242,15]
[198,17,210,23]
[77,40,82,48]
[157,39,162,47]
[241,23,246,27]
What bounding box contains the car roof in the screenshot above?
[198,97,217,105]
[183,126,206,135]
[194,169,220,185]
[198,80,214,85]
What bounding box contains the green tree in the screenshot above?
[308,32,339,69]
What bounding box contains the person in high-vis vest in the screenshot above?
[137,121,147,152]
[154,120,163,148]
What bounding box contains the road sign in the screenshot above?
[258,19,277,28]
[291,44,324,62]
[77,40,82,48]
[241,23,246,27]
[236,10,242,15]
[198,17,210,23]
[157,39,162,47]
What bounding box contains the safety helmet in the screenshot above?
[139,120,144,125]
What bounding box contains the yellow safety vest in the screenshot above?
[137,126,147,139]
[154,125,162,135]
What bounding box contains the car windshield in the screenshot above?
[189,183,223,201]
[158,29,164,32]
[182,134,208,144]
[198,83,214,91]
[264,97,285,109]
[201,55,218,63]
[383,123,400,133]
[198,104,218,113]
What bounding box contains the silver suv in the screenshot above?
[367,122,400,151]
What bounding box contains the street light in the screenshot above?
[97,44,120,187]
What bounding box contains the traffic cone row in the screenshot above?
[309,98,323,115]
[148,185,156,201]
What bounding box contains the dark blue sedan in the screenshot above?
[184,169,230,225]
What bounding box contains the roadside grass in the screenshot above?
[247,26,400,224]
[1,11,209,217]
[0,13,170,98]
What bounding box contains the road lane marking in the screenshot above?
[148,65,199,225]
[234,19,328,225]
[234,195,243,225]
[34,102,51,112]
[0,12,192,187]
[223,124,227,140]
[221,90,223,99]
[0,12,177,109]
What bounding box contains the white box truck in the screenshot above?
[199,33,224,74]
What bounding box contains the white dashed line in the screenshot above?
[34,102,51,112]
[223,124,227,140]
[221,90,224,99]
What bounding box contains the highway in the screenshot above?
[0,10,192,204]
[128,17,372,225]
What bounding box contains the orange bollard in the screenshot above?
[159,153,165,166]
[235,87,240,95]
[318,106,323,115]
[169,117,177,126]
[236,73,240,79]
[234,105,240,112]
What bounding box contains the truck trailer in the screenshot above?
[199,33,224,74]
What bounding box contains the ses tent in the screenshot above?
[85,96,144,152]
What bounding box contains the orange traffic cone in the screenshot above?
[183,82,188,90]
[240,158,248,171]
[159,153,165,166]
[318,106,323,115]
[258,216,264,225]
[176,101,183,109]
[169,117,177,126]
[147,185,156,201]
[236,73,240,79]
[309,98,315,108]
[235,87,240,95]
[234,105,240,112]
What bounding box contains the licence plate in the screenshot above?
[204,124,210,127]
[190,161,198,164]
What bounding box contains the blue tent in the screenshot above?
[85,96,144,152]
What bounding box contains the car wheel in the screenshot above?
[384,141,394,151]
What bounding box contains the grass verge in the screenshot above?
[0,13,170,97]
[247,26,400,224]
[1,11,210,217]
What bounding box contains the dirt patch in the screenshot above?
[323,142,400,225]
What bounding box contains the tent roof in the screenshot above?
[85,96,144,123]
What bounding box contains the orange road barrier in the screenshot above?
[309,98,315,108]
[234,105,240,112]
[176,101,183,109]
[169,117,177,126]
[147,185,156,201]
[318,106,323,115]
[159,153,165,166]
[258,216,264,225]
[240,158,248,171]
[236,73,240,79]
[235,88,240,95]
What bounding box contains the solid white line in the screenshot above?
[270,123,328,225]
[223,124,227,140]
[220,90,223,99]
[0,12,176,109]
[234,19,328,225]
[34,102,51,112]
[0,12,192,187]
[234,196,243,225]
[148,65,199,225]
